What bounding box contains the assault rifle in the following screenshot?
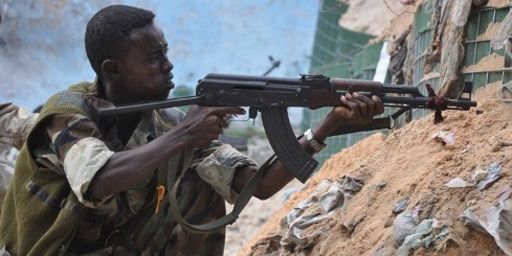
[99,73,477,183]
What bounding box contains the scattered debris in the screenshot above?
[445,162,503,190]
[393,208,420,247]
[397,219,449,256]
[280,178,363,252]
[393,197,410,214]
[460,186,512,255]
[432,130,456,145]
[338,175,364,194]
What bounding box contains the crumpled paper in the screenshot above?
[393,208,420,247]
[393,210,450,256]
[432,131,456,145]
[280,176,363,251]
[393,206,455,255]
[461,186,512,255]
[397,219,444,256]
[445,162,502,190]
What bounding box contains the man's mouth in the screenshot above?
[164,74,174,89]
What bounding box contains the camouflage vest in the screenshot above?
[0,83,103,255]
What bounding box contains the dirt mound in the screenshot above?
[238,132,386,255]
[241,82,512,255]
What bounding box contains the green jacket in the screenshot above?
[0,84,94,255]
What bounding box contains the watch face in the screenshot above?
[304,129,325,153]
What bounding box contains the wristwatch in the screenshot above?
[304,129,326,153]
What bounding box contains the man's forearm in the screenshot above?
[88,126,189,200]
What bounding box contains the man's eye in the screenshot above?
[149,53,161,61]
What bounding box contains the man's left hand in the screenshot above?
[330,92,384,125]
[312,93,385,142]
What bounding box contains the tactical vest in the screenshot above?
[0,83,99,255]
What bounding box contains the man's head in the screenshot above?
[85,5,174,104]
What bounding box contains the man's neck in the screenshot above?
[99,79,144,144]
[116,113,144,145]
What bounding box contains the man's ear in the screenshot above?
[100,59,119,80]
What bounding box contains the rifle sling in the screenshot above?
[168,152,275,233]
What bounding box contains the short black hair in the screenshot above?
[85,5,155,79]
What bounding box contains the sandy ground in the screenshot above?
[241,82,512,255]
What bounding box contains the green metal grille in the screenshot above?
[411,0,438,121]
[463,6,512,89]
[410,2,512,121]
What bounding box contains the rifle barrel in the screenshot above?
[98,96,203,116]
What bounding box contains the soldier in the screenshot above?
[0,103,38,208]
[0,5,383,255]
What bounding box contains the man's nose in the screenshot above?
[163,57,173,73]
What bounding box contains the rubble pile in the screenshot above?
[241,83,512,255]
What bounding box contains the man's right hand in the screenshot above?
[178,106,245,148]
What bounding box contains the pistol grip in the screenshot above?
[261,107,318,183]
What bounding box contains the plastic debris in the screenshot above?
[397,218,450,256]
[393,207,420,247]
[445,162,502,191]
[477,162,502,190]
[393,197,410,214]
[432,131,456,145]
[280,177,364,251]
[460,186,512,255]
[445,177,474,188]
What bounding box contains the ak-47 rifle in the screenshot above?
[99,73,477,183]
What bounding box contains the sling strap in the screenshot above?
[169,152,276,233]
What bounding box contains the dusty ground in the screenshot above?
[240,83,512,255]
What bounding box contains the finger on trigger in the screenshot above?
[211,106,246,116]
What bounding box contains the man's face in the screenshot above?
[114,23,174,103]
